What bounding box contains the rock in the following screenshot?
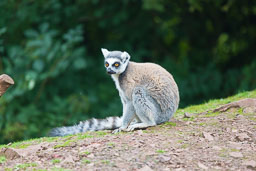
[213,98,256,113]
[243,107,256,113]
[212,146,222,151]
[137,130,144,135]
[243,160,256,169]
[228,142,243,150]
[62,155,75,164]
[236,133,250,141]
[87,143,101,149]
[198,162,208,170]
[229,152,243,158]
[184,112,193,118]
[159,155,171,163]
[0,148,21,159]
[87,153,95,158]
[232,129,238,133]
[202,132,214,141]
[138,165,154,171]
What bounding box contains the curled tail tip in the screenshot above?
[48,126,79,137]
[48,127,66,137]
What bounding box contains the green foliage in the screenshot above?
[0,0,256,144]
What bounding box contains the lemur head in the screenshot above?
[101,48,130,75]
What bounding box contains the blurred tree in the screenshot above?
[0,0,255,143]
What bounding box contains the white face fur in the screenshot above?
[101,48,130,75]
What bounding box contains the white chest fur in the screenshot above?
[111,74,127,103]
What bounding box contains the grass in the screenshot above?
[80,151,91,155]
[156,150,166,154]
[0,137,60,149]
[51,159,61,164]
[163,122,177,127]
[54,139,75,149]
[0,156,6,164]
[175,89,256,117]
[82,159,91,164]
[181,143,189,149]
[101,160,110,165]
[107,142,115,147]
[14,163,37,169]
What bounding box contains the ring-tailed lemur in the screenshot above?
[49,49,179,136]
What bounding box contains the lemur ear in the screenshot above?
[121,51,130,63]
[101,48,110,58]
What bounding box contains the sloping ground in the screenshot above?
[0,90,256,171]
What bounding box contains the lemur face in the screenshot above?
[101,48,130,75]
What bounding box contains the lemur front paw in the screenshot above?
[126,125,137,131]
[112,127,127,134]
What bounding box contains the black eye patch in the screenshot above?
[105,62,109,67]
[113,62,120,67]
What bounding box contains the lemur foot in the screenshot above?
[127,123,153,131]
[112,127,127,134]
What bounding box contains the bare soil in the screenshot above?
[0,99,256,171]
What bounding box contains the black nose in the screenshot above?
[107,69,116,74]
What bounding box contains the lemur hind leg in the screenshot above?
[127,87,161,131]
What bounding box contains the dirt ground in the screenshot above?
[0,99,256,171]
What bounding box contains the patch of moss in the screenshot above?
[0,137,59,149]
[96,131,108,136]
[82,159,91,164]
[230,149,240,152]
[14,163,37,169]
[219,148,228,158]
[156,150,166,154]
[54,139,75,149]
[80,151,91,156]
[0,156,6,164]
[183,117,195,121]
[4,168,12,171]
[101,160,110,165]
[38,137,60,143]
[181,143,189,148]
[177,140,183,143]
[107,142,115,147]
[163,122,177,127]
[76,133,93,140]
[51,159,61,164]
[199,122,206,126]
[201,112,220,118]
[11,142,33,149]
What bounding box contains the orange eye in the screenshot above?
[105,63,109,67]
[114,63,119,67]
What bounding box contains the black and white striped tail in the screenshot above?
[49,116,122,137]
